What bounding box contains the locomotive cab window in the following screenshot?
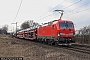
[68,23,73,29]
[59,22,73,29]
[60,23,66,29]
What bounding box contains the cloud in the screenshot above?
[0,0,90,31]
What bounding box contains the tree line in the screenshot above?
[0,25,8,34]
[20,20,39,30]
[75,25,90,44]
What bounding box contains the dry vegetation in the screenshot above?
[75,25,90,45]
[0,34,90,60]
[0,34,72,60]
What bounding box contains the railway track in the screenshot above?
[12,37,90,54]
[52,43,90,54]
[71,44,90,54]
[41,42,90,54]
[35,41,90,54]
[61,46,90,54]
[10,37,90,60]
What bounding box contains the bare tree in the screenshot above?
[2,24,8,31]
[0,24,8,34]
[20,20,39,29]
[20,21,30,29]
[75,25,90,44]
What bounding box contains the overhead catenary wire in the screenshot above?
[34,0,67,21]
[12,0,84,23]
[65,1,90,14]
[63,0,83,9]
[36,0,83,22]
[54,0,84,14]
[13,0,86,24]
[64,8,90,19]
[64,1,90,17]
[38,13,53,21]
[65,7,90,17]
[11,0,23,33]
[13,0,23,22]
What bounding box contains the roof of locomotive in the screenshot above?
[41,19,73,27]
[52,19,73,24]
[58,20,73,23]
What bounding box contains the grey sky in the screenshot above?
[0,0,90,32]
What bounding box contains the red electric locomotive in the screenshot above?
[37,10,75,45]
[37,19,75,45]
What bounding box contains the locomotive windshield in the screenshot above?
[59,22,73,29]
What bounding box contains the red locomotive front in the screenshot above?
[56,20,75,45]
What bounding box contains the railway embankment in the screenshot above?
[0,34,90,60]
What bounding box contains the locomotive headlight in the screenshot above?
[58,32,65,36]
[58,32,60,36]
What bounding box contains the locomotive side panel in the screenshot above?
[37,27,43,37]
[37,25,56,39]
[44,25,52,37]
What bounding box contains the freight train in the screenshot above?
[16,10,75,46]
[17,19,75,45]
